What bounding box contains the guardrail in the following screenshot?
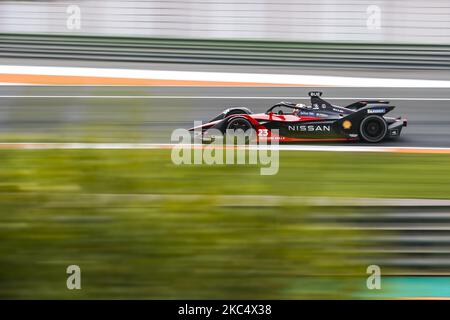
[220,195,450,274]
[310,205,450,274]
[2,33,450,69]
[174,194,450,275]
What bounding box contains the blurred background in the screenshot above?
[1,0,449,42]
[2,0,450,70]
[1,0,450,299]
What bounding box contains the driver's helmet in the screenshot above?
[293,103,306,115]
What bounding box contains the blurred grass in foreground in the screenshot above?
[0,149,449,298]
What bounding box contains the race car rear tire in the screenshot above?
[359,115,388,143]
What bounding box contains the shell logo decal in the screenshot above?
[342,120,352,129]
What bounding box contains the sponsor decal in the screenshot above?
[264,136,284,140]
[299,111,316,116]
[342,120,352,129]
[312,104,327,110]
[288,125,331,132]
[367,108,386,114]
[299,111,328,117]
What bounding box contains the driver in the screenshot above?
[292,103,306,116]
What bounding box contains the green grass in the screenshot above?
[0,149,447,199]
[0,149,449,299]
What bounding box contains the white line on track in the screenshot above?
[3,65,450,87]
[0,96,449,101]
[0,143,449,154]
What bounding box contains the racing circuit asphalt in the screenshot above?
[0,86,449,148]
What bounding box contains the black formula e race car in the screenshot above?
[190,91,407,143]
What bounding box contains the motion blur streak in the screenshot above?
[1,143,450,155]
[1,0,450,43]
[2,65,450,87]
[2,149,450,299]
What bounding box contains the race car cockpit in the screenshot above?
[266,102,310,115]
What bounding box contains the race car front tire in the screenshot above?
[225,117,255,144]
[359,115,388,143]
[226,117,253,132]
